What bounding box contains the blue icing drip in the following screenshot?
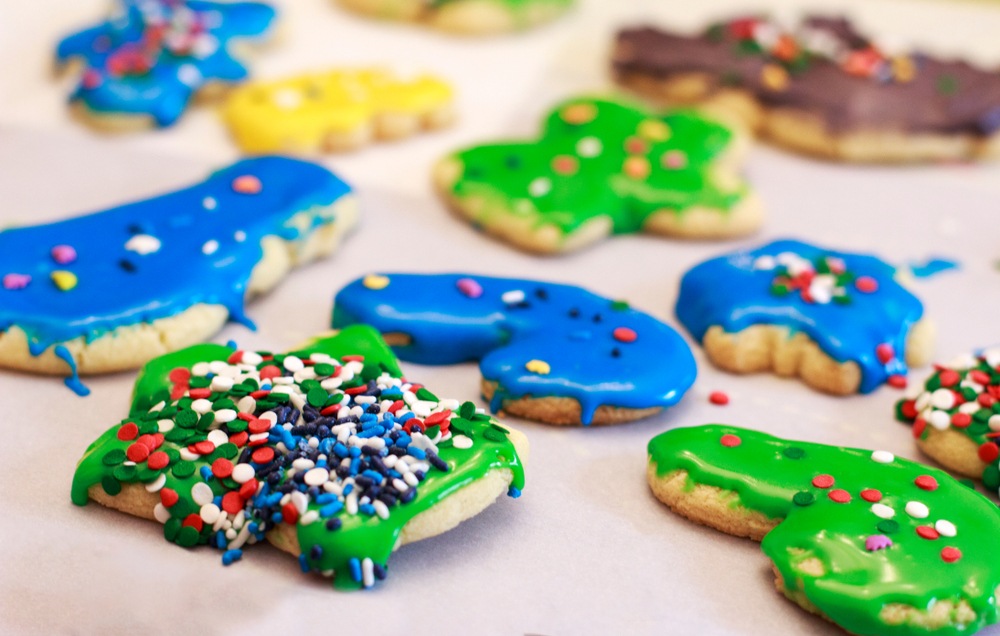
[56,0,276,127]
[909,257,958,278]
[333,273,697,425]
[675,239,924,393]
[0,155,351,381]
[54,345,90,396]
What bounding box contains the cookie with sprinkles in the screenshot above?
[0,156,356,395]
[898,347,1000,488]
[613,16,1000,162]
[648,424,1000,635]
[56,0,276,131]
[676,238,933,395]
[333,273,697,425]
[72,324,527,589]
[221,68,456,153]
[336,0,572,35]
[434,96,761,254]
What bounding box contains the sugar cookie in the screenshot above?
[336,0,571,35]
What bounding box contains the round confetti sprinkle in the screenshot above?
[613,327,637,343]
[148,451,169,470]
[871,503,895,519]
[252,447,275,464]
[871,450,895,464]
[456,278,482,298]
[811,474,834,489]
[720,433,741,448]
[623,156,650,179]
[212,458,234,479]
[916,526,940,540]
[935,519,957,537]
[875,343,894,364]
[576,136,602,157]
[783,447,805,459]
[125,234,161,255]
[2,273,30,290]
[51,245,77,264]
[792,491,814,506]
[501,290,525,305]
[551,155,579,175]
[860,489,882,503]
[905,501,930,519]
[160,488,179,508]
[232,175,262,194]
[50,270,77,291]
[126,443,149,463]
[117,422,139,441]
[828,489,851,503]
[661,150,687,169]
[978,442,999,463]
[877,519,900,534]
[709,391,729,406]
[202,240,219,255]
[637,119,670,142]
[561,103,597,125]
[855,276,878,293]
[914,475,938,491]
[941,547,962,563]
[363,274,390,290]
[525,359,551,375]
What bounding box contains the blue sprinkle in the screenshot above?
[333,443,349,458]
[316,493,337,505]
[320,501,344,517]
[349,457,360,474]
[298,553,310,573]
[349,447,361,458]
[408,448,426,460]
[398,413,415,423]
[215,532,227,549]
[507,486,522,499]
[343,484,354,496]
[349,558,362,582]
[362,469,383,482]
[248,522,258,533]
[221,549,243,566]
[200,466,213,481]
[273,512,284,524]
[225,340,238,350]
[359,503,375,516]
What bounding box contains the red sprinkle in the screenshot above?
[855,276,878,293]
[899,400,918,420]
[126,443,150,463]
[281,502,299,525]
[912,417,927,438]
[247,418,271,434]
[980,394,998,408]
[828,489,851,503]
[719,433,741,448]
[212,458,234,479]
[221,492,244,515]
[117,422,139,441]
[182,513,204,532]
[709,391,730,406]
[259,365,282,380]
[168,368,191,383]
[188,388,211,400]
[320,404,342,416]
[613,327,638,343]
[860,488,882,502]
[916,526,940,540]
[229,432,248,447]
[227,351,244,364]
[938,370,961,387]
[941,547,962,563]
[252,447,275,464]
[887,374,907,389]
[342,355,365,363]
[250,390,272,399]
[238,480,257,500]
[232,174,262,195]
[160,488,179,507]
[136,434,159,451]
[193,440,216,455]
[147,451,169,470]
[970,370,991,385]
[875,343,894,364]
[951,413,972,428]
[388,400,405,414]
[979,442,1000,463]
[914,475,938,491]
[425,410,452,426]
[551,155,579,175]
[812,474,835,489]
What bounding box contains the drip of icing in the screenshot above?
[648,424,1000,636]
[908,257,958,278]
[332,273,697,424]
[56,0,276,126]
[445,97,749,236]
[71,325,525,590]
[53,345,90,396]
[0,155,352,388]
[676,239,924,393]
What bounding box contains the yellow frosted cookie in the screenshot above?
[222,68,456,153]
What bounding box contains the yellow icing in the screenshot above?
[221,68,454,152]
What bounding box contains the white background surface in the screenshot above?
[1,0,1000,634]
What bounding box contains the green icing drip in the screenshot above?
[446,97,747,238]
[648,424,1000,636]
[72,324,525,590]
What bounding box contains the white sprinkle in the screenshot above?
[241,351,262,365]
[156,418,175,434]
[304,467,329,487]
[373,500,390,520]
[300,510,319,526]
[177,63,202,86]
[930,389,956,410]
[871,450,894,464]
[231,463,255,484]
[501,289,525,305]
[179,448,200,462]
[125,234,161,255]
[905,501,930,519]
[237,395,256,414]
[989,414,1000,432]
[290,491,309,514]
[404,472,419,488]
[927,410,951,431]
[153,503,171,524]
[452,434,473,450]
[346,492,359,515]
[528,177,551,197]
[225,528,238,540]
[283,356,304,372]
[191,362,211,377]
[214,408,236,424]
[191,398,213,414]
[191,482,214,507]
[202,240,219,255]
[208,361,229,375]
[871,503,895,519]
[260,411,278,424]
[292,458,315,472]
[392,478,409,492]
[210,376,234,392]
[213,510,229,532]
[958,401,981,415]
[576,136,602,157]
[202,196,217,210]
[200,503,221,525]
[229,523,251,550]
[362,557,375,588]
[935,519,957,537]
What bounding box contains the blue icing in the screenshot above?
[909,257,958,278]
[0,155,352,389]
[56,0,276,127]
[675,239,924,393]
[333,273,697,424]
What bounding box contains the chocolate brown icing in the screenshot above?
[613,17,1000,136]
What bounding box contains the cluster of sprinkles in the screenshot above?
[899,348,1000,490]
[710,16,921,92]
[76,339,521,589]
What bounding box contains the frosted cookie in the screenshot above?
[0,156,356,395]
[613,17,1000,163]
[333,273,697,425]
[336,0,571,35]
[56,0,276,130]
[222,68,455,153]
[898,347,1000,489]
[648,424,1000,635]
[434,96,760,254]
[676,239,933,395]
[72,325,526,589]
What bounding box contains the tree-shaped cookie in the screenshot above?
[898,347,1000,490]
[56,0,276,130]
[333,273,697,425]
[72,325,526,589]
[676,239,933,394]
[434,97,760,254]
[648,424,1000,635]
[0,156,355,394]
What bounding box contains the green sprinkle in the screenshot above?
[175,526,201,548]
[102,449,126,466]
[770,284,791,297]
[416,388,439,402]
[361,362,382,381]
[212,443,239,461]
[213,398,236,411]
[175,409,198,429]
[425,425,441,439]
[197,412,215,432]
[300,379,321,393]
[459,401,477,420]
[314,363,336,376]
[307,387,328,408]
[164,518,182,542]
[228,419,248,433]
[189,376,210,389]
[165,428,189,443]
[610,300,629,311]
[172,461,195,479]
[792,491,814,507]
[113,464,137,481]
[877,520,900,534]
[484,428,506,443]
[783,447,805,460]
[101,475,122,496]
[983,465,1000,490]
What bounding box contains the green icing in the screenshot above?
[648,424,1000,636]
[72,324,525,590]
[444,97,748,240]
